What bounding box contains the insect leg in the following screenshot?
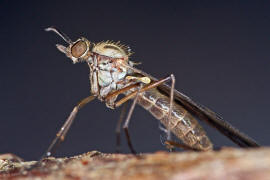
[26,95,96,170]
[115,102,128,153]
[41,95,96,160]
[122,85,143,154]
[111,75,176,153]
[105,83,139,102]
[114,76,172,107]
[104,83,142,153]
[110,75,176,153]
[167,74,175,141]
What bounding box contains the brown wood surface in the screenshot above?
[1,148,270,180]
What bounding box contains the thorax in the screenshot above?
[88,53,133,101]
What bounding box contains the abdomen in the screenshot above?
[137,88,213,151]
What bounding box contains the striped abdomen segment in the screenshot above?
[137,88,213,151]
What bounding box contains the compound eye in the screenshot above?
[71,40,87,58]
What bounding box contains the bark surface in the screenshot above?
[0,148,270,180]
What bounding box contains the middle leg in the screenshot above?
[117,75,176,153]
[122,85,143,154]
[115,102,128,153]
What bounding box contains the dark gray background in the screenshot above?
[0,1,269,160]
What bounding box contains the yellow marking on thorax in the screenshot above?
[126,76,151,84]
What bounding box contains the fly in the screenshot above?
[41,27,259,159]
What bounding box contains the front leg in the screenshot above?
[26,95,96,170]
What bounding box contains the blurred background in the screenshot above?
[0,1,269,160]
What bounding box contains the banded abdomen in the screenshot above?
[137,88,213,151]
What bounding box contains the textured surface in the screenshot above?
[138,88,213,151]
[0,148,270,180]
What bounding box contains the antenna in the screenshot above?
[45,27,73,45]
